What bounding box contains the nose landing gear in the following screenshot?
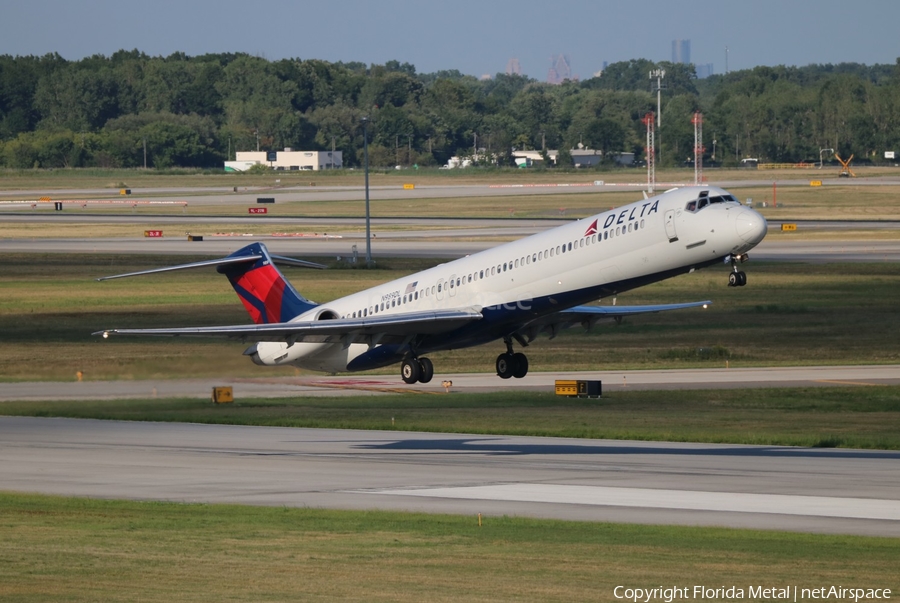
[728,254,749,287]
[728,270,747,287]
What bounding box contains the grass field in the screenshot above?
[3,387,899,449]
[1,254,898,381]
[1,492,897,603]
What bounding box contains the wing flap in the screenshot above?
[562,300,711,318]
[513,300,711,341]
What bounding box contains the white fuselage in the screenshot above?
[252,186,766,372]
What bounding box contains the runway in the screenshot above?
[3,365,900,401]
[1,416,897,536]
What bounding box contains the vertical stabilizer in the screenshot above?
[218,243,317,324]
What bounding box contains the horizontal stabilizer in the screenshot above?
[270,255,328,270]
[97,253,326,281]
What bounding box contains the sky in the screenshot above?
[2,0,899,80]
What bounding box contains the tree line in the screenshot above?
[1,50,899,170]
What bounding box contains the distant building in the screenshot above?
[226,149,342,172]
[513,148,635,168]
[571,149,603,168]
[568,149,634,168]
[547,54,576,84]
[506,58,522,76]
[672,39,691,64]
[512,150,559,167]
[695,63,714,79]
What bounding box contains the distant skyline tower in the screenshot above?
[505,57,522,76]
[547,54,573,84]
[695,63,714,79]
[671,39,691,64]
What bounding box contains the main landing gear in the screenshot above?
[728,254,749,287]
[496,338,529,379]
[401,356,434,384]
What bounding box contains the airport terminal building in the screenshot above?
[225,149,343,172]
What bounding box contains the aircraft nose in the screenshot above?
[735,210,767,244]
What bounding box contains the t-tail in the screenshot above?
[218,242,318,323]
[96,242,324,324]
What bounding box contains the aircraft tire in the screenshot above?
[401,358,420,384]
[737,271,747,286]
[496,353,514,379]
[728,272,739,287]
[418,357,434,383]
[512,352,529,378]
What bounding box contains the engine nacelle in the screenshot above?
[242,307,369,372]
[246,340,373,373]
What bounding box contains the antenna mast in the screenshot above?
[692,112,704,185]
[642,112,656,193]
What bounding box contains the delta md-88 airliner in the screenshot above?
[96,186,767,384]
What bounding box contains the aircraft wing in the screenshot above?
[94,309,483,345]
[512,301,711,342]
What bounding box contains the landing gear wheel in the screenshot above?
[418,357,434,383]
[728,271,747,287]
[401,358,421,384]
[512,352,529,379]
[496,353,514,379]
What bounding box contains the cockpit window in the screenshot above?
[686,193,740,212]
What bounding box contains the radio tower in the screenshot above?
[642,112,656,193]
[692,112,704,185]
